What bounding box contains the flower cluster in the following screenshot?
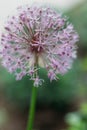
[0,5,79,86]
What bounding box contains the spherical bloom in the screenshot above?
[0,5,79,86]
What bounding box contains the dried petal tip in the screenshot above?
[0,5,79,86]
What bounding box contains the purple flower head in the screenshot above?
[0,5,79,86]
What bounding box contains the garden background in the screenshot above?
[0,0,87,130]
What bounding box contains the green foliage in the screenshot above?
[65,102,87,130]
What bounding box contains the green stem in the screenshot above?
[26,86,37,130]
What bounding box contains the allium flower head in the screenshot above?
[0,5,79,86]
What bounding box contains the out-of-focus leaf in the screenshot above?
[67,1,87,47]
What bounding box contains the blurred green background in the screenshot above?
[0,1,87,130]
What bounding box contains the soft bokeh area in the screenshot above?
[0,0,87,130]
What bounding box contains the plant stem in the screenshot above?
[26,86,37,130]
